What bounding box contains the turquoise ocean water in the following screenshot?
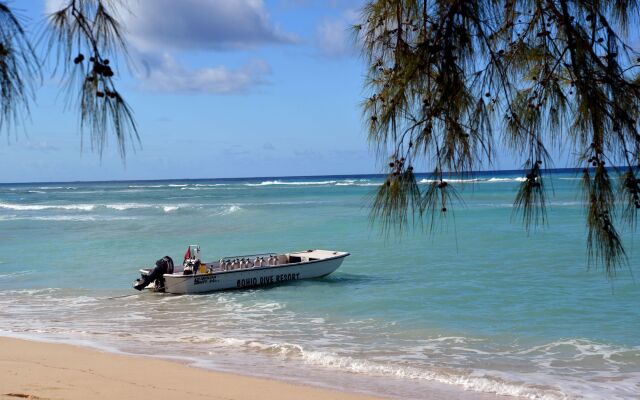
[0,171,638,399]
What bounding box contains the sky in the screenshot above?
[1,0,529,183]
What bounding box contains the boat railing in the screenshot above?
[219,252,278,261]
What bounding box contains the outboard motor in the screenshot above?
[133,256,174,291]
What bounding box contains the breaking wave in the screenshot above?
[215,205,242,215]
[0,202,95,211]
[335,181,379,186]
[189,337,571,400]
[105,203,185,213]
[0,202,186,214]
[420,178,481,183]
[486,177,527,182]
[181,184,231,191]
[0,215,138,222]
[245,180,339,186]
[35,186,78,190]
[243,179,379,187]
[419,177,526,184]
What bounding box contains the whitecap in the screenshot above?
[0,215,137,222]
[245,180,338,186]
[0,202,95,211]
[106,203,183,213]
[218,205,241,215]
[418,177,526,184]
[485,177,527,182]
[32,215,98,221]
[335,182,380,186]
[105,203,150,211]
[181,185,229,191]
[419,178,481,184]
[32,186,77,190]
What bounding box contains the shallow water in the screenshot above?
[0,172,638,399]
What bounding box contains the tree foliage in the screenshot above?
[0,3,39,136]
[0,0,136,156]
[44,0,137,157]
[357,0,640,275]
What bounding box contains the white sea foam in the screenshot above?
[126,183,191,189]
[419,177,526,184]
[245,180,338,186]
[335,182,380,186]
[485,177,527,182]
[228,200,331,207]
[0,270,33,279]
[35,186,77,190]
[216,205,242,215]
[33,216,98,221]
[106,203,183,213]
[244,179,379,187]
[0,202,95,211]
[205,338,568,400]
[42,216,137,221]
[419,178,481,184]
[181,185,229,191]
[470,201,583,209]
[0,202,187,213]
[515,338,640,361]
[2,288,61,295]
[0,215,138,222]
[105,203,149,211]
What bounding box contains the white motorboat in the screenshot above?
[133,245,349,294]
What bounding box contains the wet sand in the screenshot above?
[0,337,382,400]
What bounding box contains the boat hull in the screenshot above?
[162,253,347,294]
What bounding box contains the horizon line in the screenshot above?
[0,166,623,186]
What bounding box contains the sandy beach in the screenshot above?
[0,337,381,400]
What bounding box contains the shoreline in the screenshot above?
[0,336,383,400]
[0,335,509,400]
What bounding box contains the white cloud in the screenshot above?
[45,0,294,94]
[136,54,271,94]
[122,0,297,52]
[46,0,296,50]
